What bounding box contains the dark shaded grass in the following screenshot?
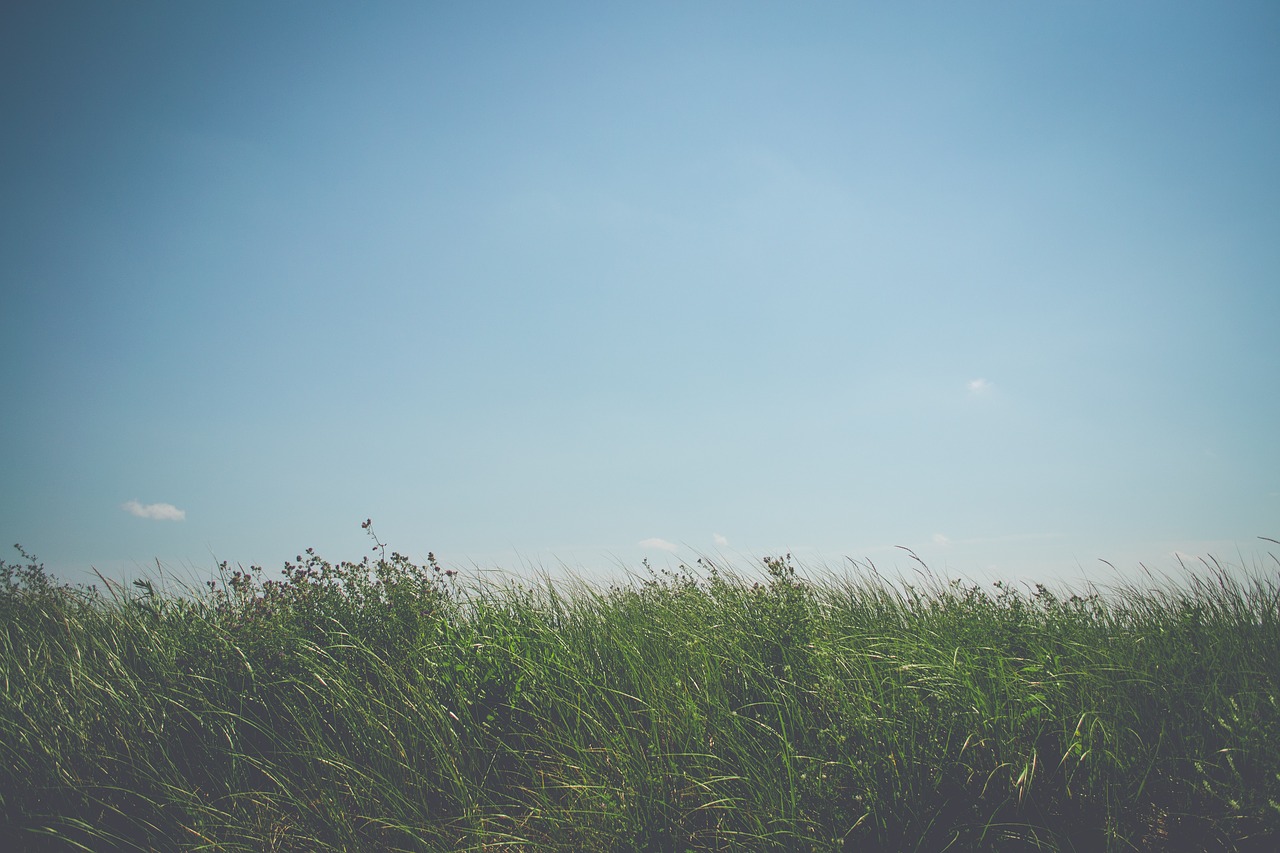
[2,543,1278,851]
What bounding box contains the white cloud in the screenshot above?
[638,537,679,552]
[967,378,992,394]
[122,500,186,521]
[713,533,729,547]
[931,533,950,545]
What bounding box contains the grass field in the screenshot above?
[2,533,1278,851]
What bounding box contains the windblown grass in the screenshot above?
[2,537,1278,851]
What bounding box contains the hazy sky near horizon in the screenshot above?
[3,2,1278,588]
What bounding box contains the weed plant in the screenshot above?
[2,531,1278,851]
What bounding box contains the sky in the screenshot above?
[2,1,1278,591]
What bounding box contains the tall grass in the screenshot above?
[2,537,1277,851]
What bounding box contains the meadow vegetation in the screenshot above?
[2,528,1278,851]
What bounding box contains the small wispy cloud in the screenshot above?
[931,532,951,546]
[967,378,992,394]
[122,500,186,521]
[713,533,729,547]
[638,537,679,552]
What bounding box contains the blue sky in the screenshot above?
[3,2,1278,589]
